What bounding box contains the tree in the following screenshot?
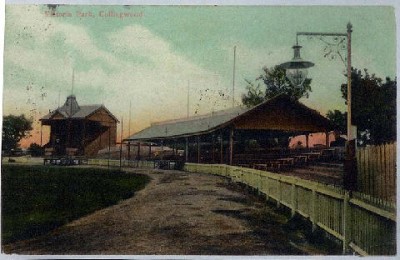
[242,65,312,107]
[28,143,44,157]
[2,114,33,154]
[340,68,396,145]
[241,79,265,107]
[326,110,347,134]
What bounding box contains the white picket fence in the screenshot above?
[184,163,396,256]
[87,159,155,168]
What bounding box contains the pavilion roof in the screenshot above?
[125,94,333,141]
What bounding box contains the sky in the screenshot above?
[3,4,396,147]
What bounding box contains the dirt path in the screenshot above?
[4,169,338,255]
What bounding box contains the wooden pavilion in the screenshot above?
[40,95,119,157]
[124,94,334,166]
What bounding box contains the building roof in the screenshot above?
[40,95,119,122]
[126,106,249,141]
[125,94,333,141]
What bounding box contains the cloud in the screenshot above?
[4,5,233,145]
[103,25,235,120]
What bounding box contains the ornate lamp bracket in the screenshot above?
[296,32,348,67]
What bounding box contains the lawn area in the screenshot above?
[1,165,150,244]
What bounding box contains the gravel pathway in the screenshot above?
[3,168,337,255]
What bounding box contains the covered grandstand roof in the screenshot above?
[125,94,333,141]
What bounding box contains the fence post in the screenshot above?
[342,191,351,254]
[264,176,270,201]
[291,183,297,217]
[277,180,282,208]
[310,187,317,232]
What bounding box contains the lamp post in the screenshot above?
[279,23,357,191]
[280,44,314,87]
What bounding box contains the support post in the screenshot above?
[220,131,224,164]
[67,119,71,154]
[185,137,189,162]
[40,124,43,147]
[99,122,102,147]
[82,120,86,155]
[325,131,330,148]
[148,142,152,159]
[108,125,111,169]
[197,136,201,163]
[161,140,164,160]
[347,23,353,144]
[212,134,215,164]
[127,142,131,161]
[344,23,358,192]
[137,142,141,160]
[119,118,123,171]
[173,139,176,157]
[306,134,310,149]
[229,128,234,165]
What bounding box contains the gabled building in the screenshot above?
[125,94,334,164]
[40,95,118,156]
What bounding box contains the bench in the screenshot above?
[44,156,88,166]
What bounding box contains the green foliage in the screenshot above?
[1,165,150,244]
[326,110,347,134]
[241,79,265,107]
[27,143,44,157]
[242,66,312,107]
[340,68,396,145]
[2,114,33,154]
[259,66,312,100]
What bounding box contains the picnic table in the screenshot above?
[43,156,88,166]
[320,148,336,161]
[253,158,294,172]
[254,161,283,172]
[302,152,321,159]
[276,157,294,164]
[293,155,308,163]
[275,158,295,168]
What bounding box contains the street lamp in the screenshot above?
[280,45,314,87]
[279,23,357,191]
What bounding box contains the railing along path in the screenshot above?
[184,163,396,256]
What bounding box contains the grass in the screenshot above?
[1,165,150,244]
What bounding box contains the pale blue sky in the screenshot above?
[3,4,396,144]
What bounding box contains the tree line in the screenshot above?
[241,66,396,146]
